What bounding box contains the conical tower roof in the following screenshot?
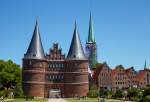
[87,13,95,43]
[24,20,45,59]
[67,22,86,60]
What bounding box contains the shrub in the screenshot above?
[143,95,150,102]
[0,90,6,97]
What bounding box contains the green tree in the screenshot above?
[143,95,150,102]
[0,60,23,97]
[88,83,98,98]
[113,89,123,99]
[127,87,138,101]
[139,86,150,102]
[94,63,102,69]
[143,87,150,98]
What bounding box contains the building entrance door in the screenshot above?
[49,89,61,98]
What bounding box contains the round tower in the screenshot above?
[22,21,47,98]
[64,22,89,97]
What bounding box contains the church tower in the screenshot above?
[86,14,97,70]
[22,20,47,98]
[64,22,89,97]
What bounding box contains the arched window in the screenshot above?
[53,64,55,68]
[49,75,51,80]
[55,75,57,79]
[58,64,60,68]
[50,64,52,68]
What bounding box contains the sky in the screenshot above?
[0,0,150,70]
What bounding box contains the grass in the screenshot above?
[5,98,48,102]
[5,98,122,102]
[66,98,122,102]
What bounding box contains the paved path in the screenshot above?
[48,98,67,102]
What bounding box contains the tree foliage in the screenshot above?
[0,60,23,97]
[112,89,123,99]
[88,83,98,98]
[127,87,138,101]
[139,86,150,102]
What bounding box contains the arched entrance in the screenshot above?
[49,89,61,98]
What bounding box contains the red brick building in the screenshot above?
[125,67,137,87]
[111,65,129,91]
[93,63,150,91]
[136,69,150,88]
[22,21,89,98]
[97,63,112,90]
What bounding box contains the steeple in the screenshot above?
[87,13,95,43]
[67,22,86,60]
[85,13,97,69]
[24,20,45,59]
[144,59,147,69]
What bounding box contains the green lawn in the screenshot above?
[5,98,48,102]
[5,98,122,102]
[66,98,122,102]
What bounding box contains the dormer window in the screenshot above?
[33,54,36,57]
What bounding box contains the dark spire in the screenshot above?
[24,20,45,59]
[67,22,86,60]
[87,13,95,43]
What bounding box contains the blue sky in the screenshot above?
[0,0,150,70]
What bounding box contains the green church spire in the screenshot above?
[86,13,97,69]
[87,13,95,43]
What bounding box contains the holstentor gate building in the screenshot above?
[22,14,97,98]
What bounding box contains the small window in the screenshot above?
[29,61,32,65]
[39,63,42,67]
[74,63,78,67]
[53,64,55,68]
[55,75,57,79]
[53,75,55,80]
[49,75,51,80]
[46,75,49,80]
[48,64,51,68]
[59,75,61,79]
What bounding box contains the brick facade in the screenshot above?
[97,63,112,90]
[93,63,150,91]
[136,69,150,88]
[125,67,137,87]
[111,65,129,91]
[23,43,89,98]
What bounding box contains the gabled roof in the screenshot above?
[112,69,117,75]
[92,63,111,82]
[125,67,134,73]
[67,22,86,60]
[24,20,45,59]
